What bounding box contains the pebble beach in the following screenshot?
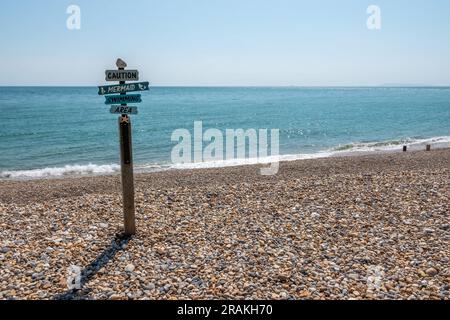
[0,149,449,300]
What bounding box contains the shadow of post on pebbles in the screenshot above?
[54,233,132,300]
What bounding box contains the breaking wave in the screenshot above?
[167,151,334,171]
[331,136,450,153]
[0,164,120,180]
[2,136,449,180]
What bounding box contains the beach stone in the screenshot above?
[145,283,155,290]
[0,247,9,254]
[31,272,44,280]
[298,290,310,298]
[276,274,290,283]
[155,246,166,255]
[348,273,359,280]
[125,264,135,273]
[426,268,438,277]
[418,270,427,277]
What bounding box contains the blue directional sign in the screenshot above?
[110,106,138,115]
[98,82,149,95]
[105,94,142,105]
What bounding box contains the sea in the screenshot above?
[1,86,449,179]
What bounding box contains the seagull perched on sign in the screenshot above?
[116,58,127,69]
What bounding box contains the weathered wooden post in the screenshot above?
[98,59,150,236]
[119,115,135,235]
[426,144,431,151]
[403,146,407,152]
[117,59,136,235]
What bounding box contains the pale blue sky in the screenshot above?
[1,0,449,86]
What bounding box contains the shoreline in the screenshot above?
[1,148,449,204]
[2,139,450,182]
[0,148,449,299]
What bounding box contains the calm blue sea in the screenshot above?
[1,87,449,179]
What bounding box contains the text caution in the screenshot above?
[105,70,139,82]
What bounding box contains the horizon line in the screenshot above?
[1,85,450,88]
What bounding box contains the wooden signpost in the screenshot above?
[98,58,149,236]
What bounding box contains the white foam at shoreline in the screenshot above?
[2,135,449,180]
[330,135,450,153]
[166,135,450,171]
[0,164,120,180]
[167,151,334,171]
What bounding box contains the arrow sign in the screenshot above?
[105,70,139,82]
[105,94,142,105]
[110,106,138,115]
[98,82,149,95]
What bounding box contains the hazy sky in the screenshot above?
[1,0,450,86]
